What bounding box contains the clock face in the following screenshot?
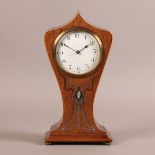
[55,29,102,75]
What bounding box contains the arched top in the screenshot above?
[46,12,111,36]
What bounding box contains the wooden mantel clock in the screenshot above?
[44,13,112,144]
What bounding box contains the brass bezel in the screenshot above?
[53,28,104,78]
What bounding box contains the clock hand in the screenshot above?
[79,42,91,52]
[64,43,77,52]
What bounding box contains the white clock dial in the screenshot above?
[55,29,102,75]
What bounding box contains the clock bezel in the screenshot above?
[53,27,104,78]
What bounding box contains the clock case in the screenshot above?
[44,13,112,143]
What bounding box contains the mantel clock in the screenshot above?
[44,13,112,144]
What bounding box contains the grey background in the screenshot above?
[0,0,155,154]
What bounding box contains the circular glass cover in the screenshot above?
[55,29,102,75]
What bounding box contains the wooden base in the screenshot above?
[45,133,112,144]
[45,130,112,144]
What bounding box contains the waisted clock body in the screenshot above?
[44,13,112,144]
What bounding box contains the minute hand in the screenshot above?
[64,43,76,52]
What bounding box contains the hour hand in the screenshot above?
[64,43,76,52]
[79,42,91,52]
